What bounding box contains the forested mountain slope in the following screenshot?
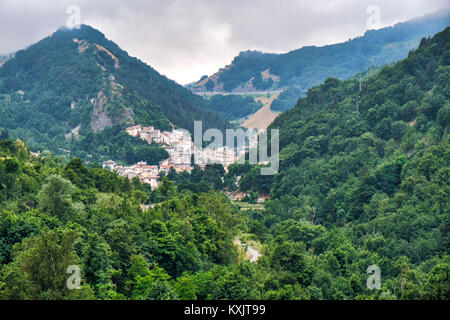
[189,12,449,113]
[0,26,448,303]
[200,94,263,121]
[270,27,449,210]
[0,25,229,164]
[95,26,450,300]
[252,27,450,298]
[0,140,244,299]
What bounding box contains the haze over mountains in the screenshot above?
[0,12,449,162]
[0,0,449,302]
[188,12,450,113]
[0,22,448,301]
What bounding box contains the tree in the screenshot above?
[0,130,9,140]
[157,177,177,201]
[63,158,91,189]
[437,102,450,129]
[423,256,450,300]
[174,273,198,300]
[38,175,84,222]
[127,255,176,300]
[167,167,178,181]
[81,233,114,292]
[242,190,258,204]
[391,121,408,140]
[0,228,95,300]
[205,79,215,92]
[190,165,203,184]
[201,167,224,190]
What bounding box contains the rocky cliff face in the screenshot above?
[90,90,113,132]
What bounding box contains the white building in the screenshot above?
[102,160,116,170]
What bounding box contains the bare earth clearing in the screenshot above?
[241,93,280,130]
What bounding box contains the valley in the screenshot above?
[0,6,448,302]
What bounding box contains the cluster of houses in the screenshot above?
[127,124,194,168]
[125,125,188,146]
[102,125,239,189]
[103,160,160,189]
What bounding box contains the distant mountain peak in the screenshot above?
[189,11,450,94]
[54,24,103,35]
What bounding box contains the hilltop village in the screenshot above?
[103,125,237,189]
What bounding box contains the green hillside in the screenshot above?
[0,25,229,164]
[0,27,448,301]
[189,12,449,113]
[258,27,450,298]
[0,140,242,299]
[202,94,263,120]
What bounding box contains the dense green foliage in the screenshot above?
[0,142,243,299]
[202,94,263,120]
[69,126,169,165]
[0,133,447,299]
[159,162,273,196]
[0,25,229,164]
[260,27,450,299]
[0,25,448,302]
[195,12,449,98]
[270,87,305,112]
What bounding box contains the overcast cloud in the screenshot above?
[0,0,449,84]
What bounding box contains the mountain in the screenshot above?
[189,26,449,299]
[188,12,449,111]
[258,26,450,281]
[0,26,448,302]
[199,94,263,121]
[269,25,450,215]
[0,25,229,164]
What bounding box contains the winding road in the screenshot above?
[235,239,262,263]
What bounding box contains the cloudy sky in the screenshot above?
[0,0,448,84]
